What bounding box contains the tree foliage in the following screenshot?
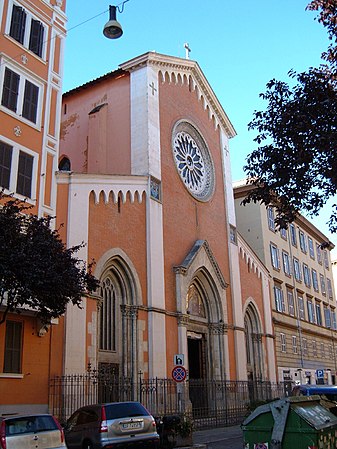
[243,0,337,232]
[0,193,99,325]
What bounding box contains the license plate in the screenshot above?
[121,421,142,430]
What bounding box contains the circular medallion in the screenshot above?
[172,121,215,202]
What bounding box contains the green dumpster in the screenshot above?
[242,395,337,449]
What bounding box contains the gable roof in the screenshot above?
[63,51,236,138]
[120,52,236,137]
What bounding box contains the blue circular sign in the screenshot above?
[172,366,187,382]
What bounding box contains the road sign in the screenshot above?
[174,354,184,366]
[172,366,187,383]
[316,369,324,378]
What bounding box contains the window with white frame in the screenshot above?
[315,302,322,326]
[327,278,333,299]
[267,207,275,231]
[292,335,298,354]
[299,230,307,253]
[280,333,286,352]
[329,345,333,359]
[320,274,326,295]
[0,63,43,126]
[317,244,322,264]
[282,251,291,276]
[274,285,285,312]
[303,338,308,356]
[287,290,295,316]
[293,257,302,282]
[298,295,305,320]
[312,269,319,292]
[324,250,329,269]
[0,138,37,199]
[290,224,297,246]
[324,305,331,328]
[308,237,315,259]
[270,243,280,270]
[7,2,46,58]
[280,227,287,240]
[332,310,337,330]
[312,340,317,357]
[303,264,311,288]
[307,299,315,323]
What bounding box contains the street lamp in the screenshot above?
[103,1,129,39]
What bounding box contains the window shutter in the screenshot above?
[0,141,13,189]
[9,5,26,44]
[16,151,33,197]
[1,68,20,112]
[22,80,39,123]
[29,19,44,57]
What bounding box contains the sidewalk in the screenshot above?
[192,425,244,448]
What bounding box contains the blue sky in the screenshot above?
[63,0,335,251]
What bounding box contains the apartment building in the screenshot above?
[0,0,66,414]
[234,182,337,385]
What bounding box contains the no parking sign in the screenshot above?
[172,366,187,382]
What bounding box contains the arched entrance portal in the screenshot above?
[175,242,228,380]
[174,241,229,413]
[244,302,263,381]
[184,272,227,414]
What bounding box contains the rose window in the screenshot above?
[173,132,206,195]
[172,121,215,202]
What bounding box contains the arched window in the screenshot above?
[99,277,116,352]
[244,303,263,381]
[96,254,140,381]
[58,157,71,171]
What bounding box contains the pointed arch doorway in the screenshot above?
[174,241,229,414]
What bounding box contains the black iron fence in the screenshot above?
[49,370,293,429]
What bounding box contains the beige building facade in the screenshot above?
[234,182,337,385]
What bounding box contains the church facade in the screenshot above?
[57,52,276,386]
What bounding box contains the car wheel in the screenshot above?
[82,441,93,449]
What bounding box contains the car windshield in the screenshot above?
[105,403,148,419]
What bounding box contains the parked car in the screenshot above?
[0,413,67,449]
[64,401,159,449]
[292,384,337,402]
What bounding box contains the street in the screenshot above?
[193,425,244,449]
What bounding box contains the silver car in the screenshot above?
[0,414,67,449]
[64,401,159,449]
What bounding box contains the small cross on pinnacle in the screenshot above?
[184,43,191,59]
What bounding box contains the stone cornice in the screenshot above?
[56,172,148,204]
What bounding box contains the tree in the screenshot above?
[243,0,337,232]
[0,193,99,325]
